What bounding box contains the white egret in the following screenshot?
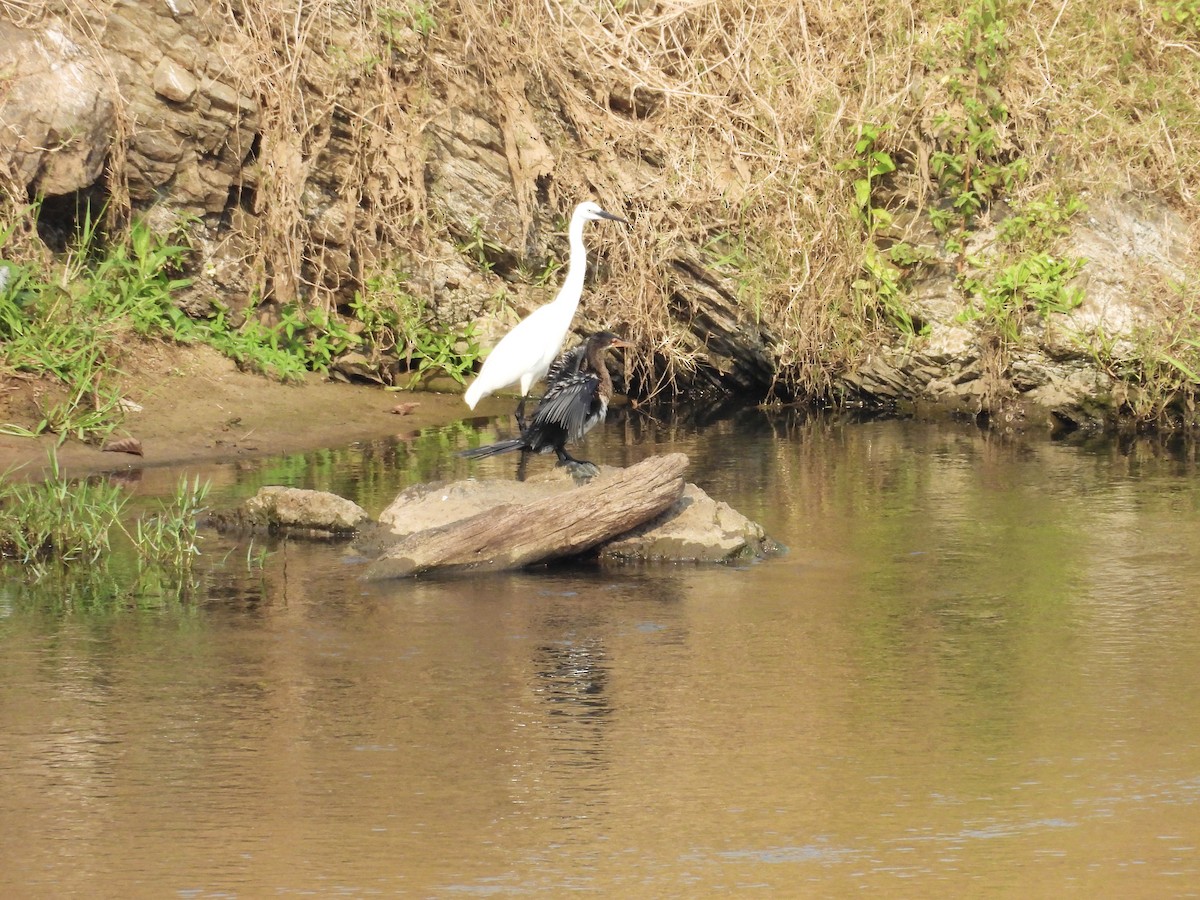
[463,201,628,423]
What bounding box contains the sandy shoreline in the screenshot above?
[0,343,489,480]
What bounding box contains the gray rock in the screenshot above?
[600,483,777,563]
[215,486,370,537]
[152,57,197,104]
[0,20,116,197]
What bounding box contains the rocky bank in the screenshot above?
[2,1,1197,433]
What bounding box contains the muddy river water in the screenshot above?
[2,407,1200,896]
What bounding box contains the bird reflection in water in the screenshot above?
[533,634,611,771]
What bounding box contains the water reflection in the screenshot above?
[536,629,611,745]
[3,410,1200,894]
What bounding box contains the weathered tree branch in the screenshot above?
[364,452,688,578]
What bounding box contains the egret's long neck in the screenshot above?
[555,215,589,309]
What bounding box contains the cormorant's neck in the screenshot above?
[587,346,614,400]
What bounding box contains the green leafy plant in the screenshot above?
[838,123,897,232]
[349,270,413,357]
[0,209,195,442]
[533,257,563,288]
[272,303,360,373]
[886,242,939,268]
[1,453,213,597]
[926,0,1027,240]
[515,255,566,290]
[353,266,482,386]
[379,1,436,39]
[853,245,923,335]
[2,203,369,431]
[1084,281,1200,429]
[959,253,1084,343]
[403,321,480,386]
[34,376,127,446]
[457,217,504,275]
[1159,338,1200,384]
[997,192,1086,249]
[195,306,306,382]
[1159,0,1200,33]
[191,301,360,382]
[954,188,1086,345]
[408,1,437,36]
[841,124,922,335]
[703,229,753,272]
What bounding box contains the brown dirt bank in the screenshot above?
[0,343,481,480]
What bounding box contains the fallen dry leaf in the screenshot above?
[103,437,144,456]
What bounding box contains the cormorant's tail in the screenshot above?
[458,439,526,459]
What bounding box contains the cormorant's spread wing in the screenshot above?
[531,371,600,442]
[544,342,588,386]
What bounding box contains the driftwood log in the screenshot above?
[364,453,688,579]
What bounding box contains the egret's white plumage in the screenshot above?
[463,201,628,415]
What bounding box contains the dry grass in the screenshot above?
[426,0,1200,395]
[430,0,907,396]
[5,0,1200,401]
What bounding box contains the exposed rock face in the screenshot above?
[668,252,778,394]
[0,19,116,198]
[0,3,257,213]
[840,191,1193,430]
